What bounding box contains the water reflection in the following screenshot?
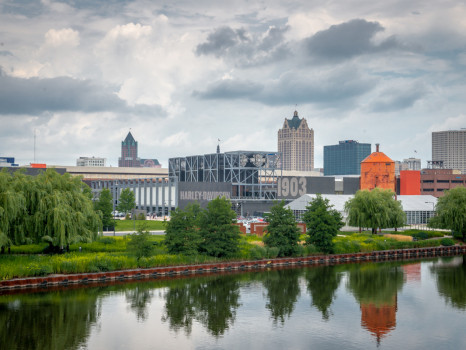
[125,285,154,321]
[0,289,100,350]
[1,257,465,349]
[347,263,404,343]
[162,275,241,336]
[305,265,342,320]
[262,269,301,325]
[431,256,466,309]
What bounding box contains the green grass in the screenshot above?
[113,219,166,232]
[0,229,457,281]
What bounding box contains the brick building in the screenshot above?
[420,168,466,197]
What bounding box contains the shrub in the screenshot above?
[97,237,117,245]
[412,231,429,240]
[126,230,154,261]
[303,244,319,255]
[137,213,146,220]
[441,238,455,246]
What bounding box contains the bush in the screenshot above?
[412,231,429,240]
[137,213,146,220]
[441,238,455,246]
[97,237,117,245]
[126,230,154,261]
[303,244,319,255]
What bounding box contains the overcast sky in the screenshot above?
[1,0,465,168]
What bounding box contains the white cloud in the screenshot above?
[44,28,80,47]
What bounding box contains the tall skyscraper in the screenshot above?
[119,131,140,167]
[432,129,466,174]
[323,140,371,175]
[278,111,314,171]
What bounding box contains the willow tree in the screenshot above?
[430,187,466,241]
[0,169,100,250]
[345,189,405,234]
[0,170,25,249]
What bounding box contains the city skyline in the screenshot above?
[1,1,465,168]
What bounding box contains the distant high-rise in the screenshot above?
[323,140,371,175]
[278,111,314,171]
[119,132,140,167]
[432,130,466,174]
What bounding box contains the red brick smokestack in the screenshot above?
[376,143,380,152]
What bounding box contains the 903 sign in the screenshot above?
[278,177,307,198]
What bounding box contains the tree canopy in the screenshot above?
[116,188,135,215]
[429,187,466,241]
[94,188,114,227]
[165,203,202,255]
[302,194,343,254]
[344,189,405,234]
[263,201,301,257]
[198,197,240,258]
[0,168,100,250]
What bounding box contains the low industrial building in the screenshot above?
[285,194,438,228]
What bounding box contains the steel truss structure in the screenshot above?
[169,151,281,200]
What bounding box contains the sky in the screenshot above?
[1,0,466,169]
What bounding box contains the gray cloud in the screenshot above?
[368,82,428,112]
[195,25,289,66]
[195,67,376,107]
[0,50,14,56]
[303,19,401,62]
[0,69,164,116]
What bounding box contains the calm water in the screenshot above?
[1,256,466,350]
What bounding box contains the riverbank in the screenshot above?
[2,245,465,291]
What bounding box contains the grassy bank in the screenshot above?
[0,230,458,281]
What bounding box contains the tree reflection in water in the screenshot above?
[262,269,301,325]
[0,289,100,350]
[162,275,241,337]
[305,265,342,321]
[125,285,154,321]
[430,256,466,310]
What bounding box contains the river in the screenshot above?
[1,256,465,349]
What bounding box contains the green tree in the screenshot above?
[1,169,100,250]
[263,201,301,257]
[198,197,240,258]
[302,194,343,254]
[94,188,114,228]
[117,188,135,215]
[429,187,466,241]
[345,189,405,234]
[0,170,25,250]
[165,203,202,255]
[126,227,154,262]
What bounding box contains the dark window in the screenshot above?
[422,180,434,183]
[437,180,450,183]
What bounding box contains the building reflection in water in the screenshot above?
[348,262,420,345]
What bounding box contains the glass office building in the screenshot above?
[324,140,371,176]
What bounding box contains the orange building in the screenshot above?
[360,144,395,192]
[399,170,421,195]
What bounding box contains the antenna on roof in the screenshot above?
[217,139,221,154]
